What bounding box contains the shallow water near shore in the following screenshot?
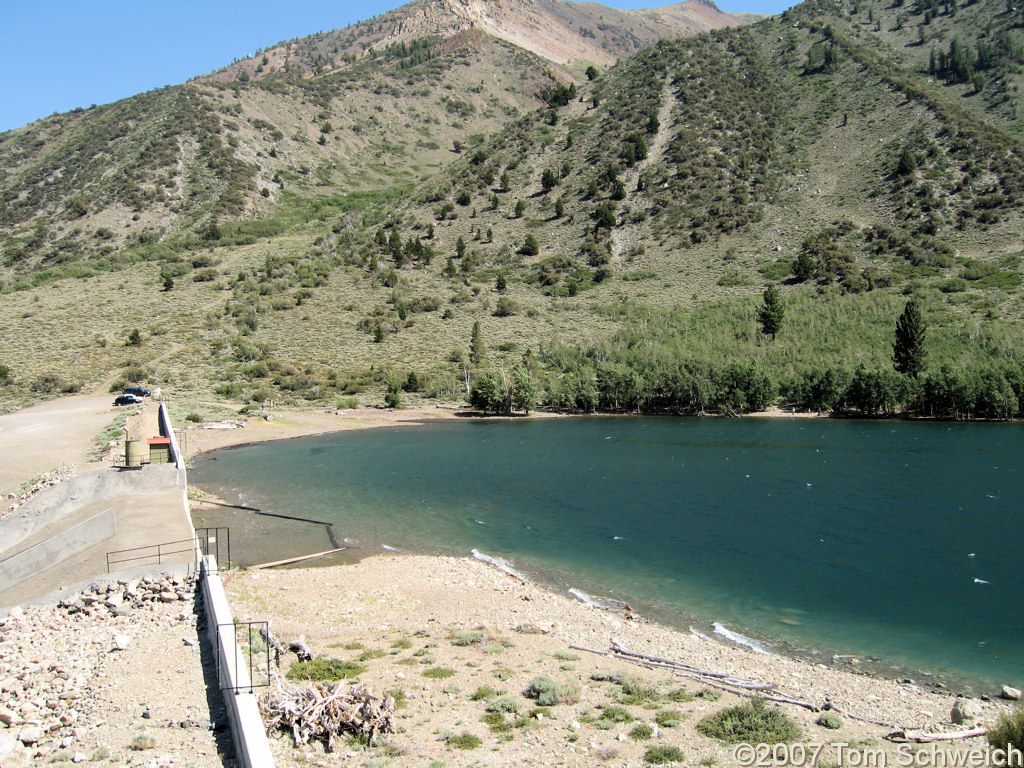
[189,416,1024,691]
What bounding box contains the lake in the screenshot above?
[188,416,1023,691]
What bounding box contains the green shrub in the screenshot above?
[987,708,1024,766]
[594,705,634,728]
[697,699,801,745]
[817,711,843,729]
[423,666,456,679]
[446,732,482,750]
[286,657,366,682]
[630,723,654,740]
[667,687,695,703]
[470,685,498,701]
[553,650,580,662]
[128,734,156,751]
[451,630,485,646]
[644,745,686,764]
[486,694,522,714]
[185,412,204,423]
[525,676,580,705]
[655,709,684,728]
[619,678,662,705]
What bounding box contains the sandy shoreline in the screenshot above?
[223,554,1015,767]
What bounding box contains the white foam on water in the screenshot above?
[568,588,628,611]
[382,544,400,552]
[713,622,772,655]
[471,549,525,580]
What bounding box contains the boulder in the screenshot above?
[1002,685,1022,701]
[950,697,983,725]
[113,635,132,651]
[17,725,42,745]
[0,730,17,757]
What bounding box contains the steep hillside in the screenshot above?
[0,0,747,289]
[0,0,1022,420]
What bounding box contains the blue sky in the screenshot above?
[0,0,794,134]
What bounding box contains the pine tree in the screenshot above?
[893,298,927,378]
[470,321,485,366]
[758,285,785,341]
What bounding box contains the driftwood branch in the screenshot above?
[260,626,284,659]
[248,547,350,570]
[288,635,314,661]
[888,727,988,743]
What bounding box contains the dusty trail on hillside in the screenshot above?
[612,75,675,264]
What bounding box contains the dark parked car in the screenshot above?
[122,386,151,397]
[113,394,144,406]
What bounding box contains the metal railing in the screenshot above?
[216,620,271,693]
[105,537,199,573]
[105,527,229,572]
[195,527,231,571]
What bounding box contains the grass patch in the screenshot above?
[644,745,686,764]
[446,731,482,750]
[422,666,456,679]
[553,650,580,662]
[589,705,635,729]
[286,657,366,682]
[696,698,801,745]
[128,734,156,751]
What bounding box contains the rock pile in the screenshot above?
[2,466,76,520]
[0,574,197,765]
[57,574,194,617]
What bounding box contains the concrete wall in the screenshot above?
[157,402,185,471]
[200,555,276,768]
[0,508,116,594]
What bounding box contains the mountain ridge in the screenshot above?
[200,0,750,85]
[1,0,1023,420]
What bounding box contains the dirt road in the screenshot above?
[0,393,123,499]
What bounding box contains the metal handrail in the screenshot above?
[215,620,271,693]
[105,527,230,572]
[105,537,200,572]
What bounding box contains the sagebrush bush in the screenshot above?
[818,711,843,729]
[987,708,1024,766]
[644,745,686,764]
[696,698,801,745]
[525,675,580,705]
[286,657,365,682]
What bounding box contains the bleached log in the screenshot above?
[288,635,314,661]
[888,727,988,743]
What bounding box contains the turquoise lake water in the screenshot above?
[189,416,1023,691]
